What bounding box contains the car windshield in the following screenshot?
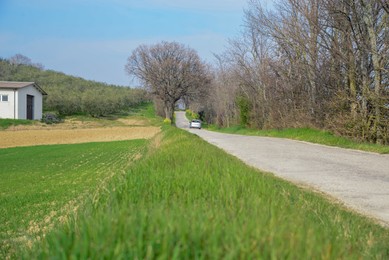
[192,120,200,122]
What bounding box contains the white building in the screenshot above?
[0,81,47,120]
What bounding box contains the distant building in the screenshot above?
[0,81,47,120]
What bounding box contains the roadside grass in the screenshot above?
[0,139,148,258]
[25,126,389,259]
[206,125,389,154]
[0,118,36,130]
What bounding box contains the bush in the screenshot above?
[163,118,172,124]
[41,112,63,124]
[185,109,199,120]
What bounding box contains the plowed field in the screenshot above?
[0,127,160,148]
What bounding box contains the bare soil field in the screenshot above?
[7,117,149,131]
[0,118,160,148]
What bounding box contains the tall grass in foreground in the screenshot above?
[26,127,389,259]
[207,125,389,154]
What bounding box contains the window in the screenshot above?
[1,95,9,102]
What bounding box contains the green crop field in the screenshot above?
[0,139,147,257]
[12,126,389,259]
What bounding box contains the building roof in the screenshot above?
[0,81,47,95]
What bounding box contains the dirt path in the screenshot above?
[176,112,389,226]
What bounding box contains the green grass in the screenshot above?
[23,126,389,259]
[124,102,161,126]
[206,125,389,154]
[0,118,35,129]
[127,102,157,119]
[56,102,158,128]
[0,140,147,258]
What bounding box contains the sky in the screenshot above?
[0,0,251,86]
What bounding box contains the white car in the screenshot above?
[189,119,202,129]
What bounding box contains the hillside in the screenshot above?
[0,58,148,116]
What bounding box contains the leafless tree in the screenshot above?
[9,54,44,70]
[9,54,32,66]
[206,0,388,143]
[125,41,210,121]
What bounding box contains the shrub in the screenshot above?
[163,118,172,124]
[185,109,199,120]
[41,112,63,124]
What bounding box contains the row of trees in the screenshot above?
[195,0,388,144]
[0,56,148,117]
[125,2,387,144]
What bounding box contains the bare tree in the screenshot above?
[9,54,44,70]
[206,0,388,143]
[9,54,32,66]
[125,41,209,122]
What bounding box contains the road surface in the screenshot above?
[176,112,389,226]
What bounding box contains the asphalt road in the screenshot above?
[176,111,389,226]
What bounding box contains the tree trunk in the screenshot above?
[362,0,382,144]
[164,101,175,124]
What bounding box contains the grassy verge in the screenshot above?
[0,118,36,130]
[0,140,147,258]
[206,125,389,154]
[24,126,389,259]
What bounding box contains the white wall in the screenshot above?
[17,85,44,120]
[0,89,16,119]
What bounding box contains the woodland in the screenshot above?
[195,0,389,144]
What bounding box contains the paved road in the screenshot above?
[176,112,389,226]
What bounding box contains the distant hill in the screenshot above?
[0,57,148,116]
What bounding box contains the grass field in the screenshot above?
[0,118,35,130]
[21,126,389,259]
[0,104,158,258]
[206,125,389,154]
[0,140,148,257]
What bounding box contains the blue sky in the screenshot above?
[0,0,251,86]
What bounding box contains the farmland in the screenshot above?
[0,108,159,257]
[0,114,160,149]
[0,127,159,148]
[0,139,149,257]
[1,108,389,258]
